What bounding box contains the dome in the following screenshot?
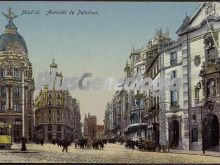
[0,31,28,55]
[0,8,28,55]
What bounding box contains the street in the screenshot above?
[0,143,220,163]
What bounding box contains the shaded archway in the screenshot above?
[203,113,219,150]
[169,119,179,149]
[29,120,32,142]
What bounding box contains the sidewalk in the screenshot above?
[169,149,220,158]
[116,143,220,158]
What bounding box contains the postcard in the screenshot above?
[0,1,220,164]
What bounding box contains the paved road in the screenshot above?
[0,143,220,163]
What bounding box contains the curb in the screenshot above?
[168,151,220,158]
[9,151,38,153]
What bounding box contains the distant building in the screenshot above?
[83,113,97,140]
[97,125,104,139]
[34,59,81,142]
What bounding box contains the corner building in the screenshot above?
[0,9,35,142]
[34,60,81,142]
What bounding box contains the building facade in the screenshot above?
[0,8,35,142]
[178,2,220,151]
[97,125,104,139]
[83,113,97,140]
[34,60,81,142]
[143,30,173,145]
[104,2,220,151]
[123,49,147,141]
[160,2,220,151]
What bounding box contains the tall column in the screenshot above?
[159,52,167,150]
[22,70,25,137]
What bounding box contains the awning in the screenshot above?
[123,123,147,132]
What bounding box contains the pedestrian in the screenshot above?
[52,139,56,145]
[75,139,78,149]
[21,137,27,151]
[40,138,44,146]
[58,138,62,147]
[62,137,69,152]
[131,140,135,150]
[99,140,104,150]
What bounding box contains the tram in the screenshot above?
[0,123,12,148]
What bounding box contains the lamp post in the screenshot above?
[201,104,205,154]
[20,69,27,151]
[21,69,34,151]
[22,70,25,138]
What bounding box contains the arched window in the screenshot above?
[0,101,6,112]
[13,86,19,96]
[0,68,7,78]
[1,86,6,96]
[192,128,198,142]
[13,68,20,78]
[13,102,20,112]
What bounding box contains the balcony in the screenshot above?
[170,101,178,107]
[131,105,144,111]
[170,59,177,66]
[170,102,180,112]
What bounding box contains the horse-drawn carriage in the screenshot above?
[137,140,158,151]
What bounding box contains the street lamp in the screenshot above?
[201,104,205,154]
[21,70,34,151]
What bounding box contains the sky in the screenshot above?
[0,1,198,124]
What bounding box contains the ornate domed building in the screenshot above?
[0,8,35,142]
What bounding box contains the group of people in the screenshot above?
[36,138,45,146]
[21,136,108,152]
[125,138,158,151]
[74,138,107,150]
[50,137,71,152]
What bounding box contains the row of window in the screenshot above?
[149,70,178,107]
[0,119,22,126]
[48,101,62,106]
[169,47,216,66]
[48,93,61,98]
[0,101,21,112]
[0,68,31,78]
[0,68,20,78]
[48,117,61,123]
[0,86,20,96]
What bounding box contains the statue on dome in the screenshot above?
[2,7,18,22]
